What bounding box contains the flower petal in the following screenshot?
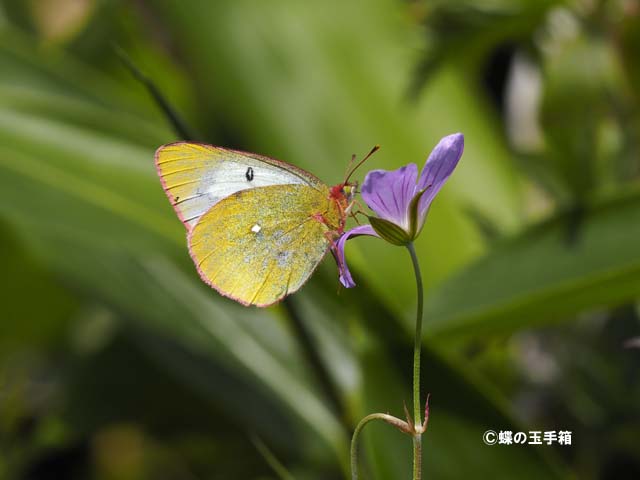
[332,225,379,288]
[361,163,419,231]
[417,133,464,223]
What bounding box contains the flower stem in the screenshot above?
[406,242,424,480]
[413,435,422,480]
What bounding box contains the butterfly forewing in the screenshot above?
[155,142,324,229]
[188,184,332,306]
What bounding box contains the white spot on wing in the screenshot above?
[251,224,262,233]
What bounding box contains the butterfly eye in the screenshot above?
[342,184,357,201]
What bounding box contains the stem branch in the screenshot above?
[351,413,410,480]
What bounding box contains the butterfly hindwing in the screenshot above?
[155,142,324,230]
[188,184,331,307]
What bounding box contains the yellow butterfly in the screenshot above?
[155,142,364,307]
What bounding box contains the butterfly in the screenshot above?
[155,142,374,307]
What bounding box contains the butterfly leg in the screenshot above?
[348,199,369,225]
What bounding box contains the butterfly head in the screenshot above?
[342,183,357,203]
[324,146,379,233]
[329,181,358,206]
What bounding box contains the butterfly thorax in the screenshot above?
[318,182,356,234]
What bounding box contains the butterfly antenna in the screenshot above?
[343,153,357,180]
[345,145,380,184]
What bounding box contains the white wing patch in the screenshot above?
[155,143,323,230]
[179,162,310,227]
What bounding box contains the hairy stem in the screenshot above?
[407,242,424,480]
[413,434,422,480]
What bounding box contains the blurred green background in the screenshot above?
[1,0,639,479]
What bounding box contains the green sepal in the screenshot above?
[368,216,411,246]
[407,187,429,239]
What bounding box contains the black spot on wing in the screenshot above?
[245,167,254,182]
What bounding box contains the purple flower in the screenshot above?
[335,133,464,288]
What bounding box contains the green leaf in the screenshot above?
[0,221,76,355]
[425,187,640,338]
[411,0,559,93]
[540,34,624,200]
